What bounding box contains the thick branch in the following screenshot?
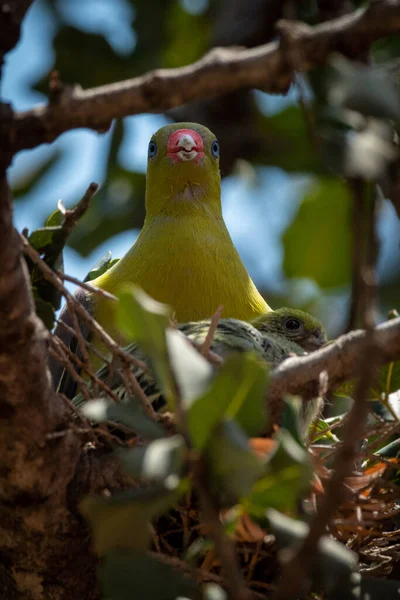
[11,0,400,152]
[268,316,400,404]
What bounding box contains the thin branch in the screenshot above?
[274,177,379,599]
[59,181,99,235]
[9,0,400,152]
[201,305,224,357]
[21,234,149,373]
[268,316,400,405]
[58,272,117,302]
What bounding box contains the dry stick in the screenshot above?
[273,183,379,600]
[21,234,149,374]
[58,271,117,302]
[59,182,99,234]
[67,297,90,365]
[201,305,224,357]
[52,336,121,404]
[48,345,91,403]
[56,318,111,365]
[11,0,400,153]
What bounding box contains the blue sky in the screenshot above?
[3,0,400,333]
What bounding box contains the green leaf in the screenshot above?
[266,509,358,592]
[310,418,340,443]
[116,286,173,401]
[117,435,186,484]
[186,352,268,451]
[283,178,352,289]
[206,419,265,506]
[81,396,166,440]
[245,429,313,515]
[80,484,186,553]
[166,327,214,410]
[101,549,201,600]
[257,106,326,174]
[83,250,119,282]
[375,438,400,459]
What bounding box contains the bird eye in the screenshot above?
[285,318,301,331]
[211,140,220,158]
[148,140,157,158]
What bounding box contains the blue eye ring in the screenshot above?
[148,140,157,158]
[211,140,220,158]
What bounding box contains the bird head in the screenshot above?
[145,122,222,219]
[252,308,327,352]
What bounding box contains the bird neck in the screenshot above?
[145,169,223,220]
[97,208,269,322]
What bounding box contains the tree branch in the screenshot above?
[268,316,400,413]
[10,0,400,153]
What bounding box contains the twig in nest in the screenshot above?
[52,336,120,404]
[48,344,91,403]
[201,305,224,357]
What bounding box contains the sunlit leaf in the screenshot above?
[187,352,269,450]
[83,250,120,282]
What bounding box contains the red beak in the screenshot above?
[167,129,204,163]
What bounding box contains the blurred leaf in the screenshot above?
[80,484,185,553]
[258,106,326,174]
[117,285,174,399]
[35,27,135,92]
[245,429,313,515]
[187,352,268,450]
[206,419,265,506]
[102,549,201,600]
[82,396,166,440]
[11,150,61,201]
[83,250,119,282]
[117,434,186,484]
[267,509,358,592]
[283,178,352,289]
[372,361,400,400]
[375,438,400,459]
[326,54,400,122]
[328,575,400,599]
[373,35,400,63]
[164,1,210,68]
[166,326,214,410]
